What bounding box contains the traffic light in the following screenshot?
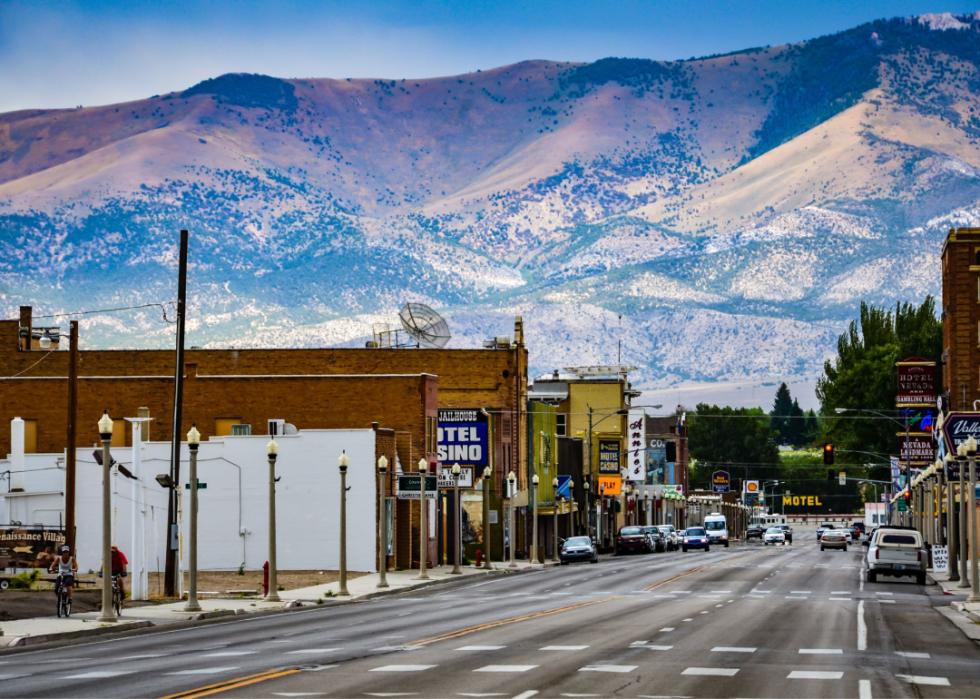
[823,442,835,465]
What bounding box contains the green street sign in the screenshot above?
[896,499,907,512]
[184,481,207,489]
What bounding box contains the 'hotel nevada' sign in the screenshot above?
[896,359,936,406]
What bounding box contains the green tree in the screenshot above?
[688,404,780,489]
[769,383,795,445]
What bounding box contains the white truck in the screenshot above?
[864,527,926,584]
[864,502,887,529]
[703,512,729,548]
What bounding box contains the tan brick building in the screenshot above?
[941,228,980,409]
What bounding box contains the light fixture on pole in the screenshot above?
[417,458,430,579]
[583,479,591,540]
[530,474,540,564]
[507,470,517,568]
[451,462,462,575]
[97,410,116,622]
[265,438,281,602]
[568,480,575,539]
[184,424,202,611]
[552,477,560,562]
[377,454,389,588]
[338,451,350,595]
[482,466,493,570]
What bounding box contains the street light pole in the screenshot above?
[967,437,979,603]
[97,411,116,623]
[507,470,517,568]
[418,458,429,579]
[568,480,575,539]
[957,444,970,588]
[482,466,493,570]
[552,477,560,562]
[945,453,960,582]
[377,455,389,588]
[184,425,202,611]
[451,462,462,575]
[338,451,350,595]
[264,438,281,602]
[583,479,591,539]
[531,474,539,564]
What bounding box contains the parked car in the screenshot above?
[682,527,710,552]
[777,524,793,544]
[816,523,836,540]
[820,529,849,551]
[657,525,679,550]
[865,527,926,584]
[641,526,666,553]
[615,526,652,555]
[763,527,786,545]
[850,524,862,540]
[853,521,866,538]
[746,524,766,540]
[559,536,599,565]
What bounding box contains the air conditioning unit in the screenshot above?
[268,419,286,436]
[231,423,252,436]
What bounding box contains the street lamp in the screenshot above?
[482,465,493,570]
[583,479,591,540]
[264,437,281,602]
[507,470,517,568]
[338,451,350,595]
[451,462,462,575]
[377,454,389,589]
[418,458,430,579]
[531,474,539,564]
[568,480,575,539]
[184,425,202,611]
[956,442,971,589]
[552,477,560,562]
[624,483,633,525]
[966,436,980,602]
[944,453,960,582]
[97,410,116,622]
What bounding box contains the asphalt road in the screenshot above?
[2,529,978,699]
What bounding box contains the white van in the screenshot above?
[704,512,729,547]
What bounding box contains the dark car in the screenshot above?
[641,526,666,552]
[778,524,793,544]
[746,525,765,540]
[616,526,652,555]
[560,536,599,565]
[682,527,710,552]
[850,522,863,540]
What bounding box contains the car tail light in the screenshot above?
[875,548,880,560]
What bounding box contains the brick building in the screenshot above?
[941,227,980,409]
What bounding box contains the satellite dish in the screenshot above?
[399,303,451,348]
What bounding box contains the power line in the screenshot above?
[30,302,177,324]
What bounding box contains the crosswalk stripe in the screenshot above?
[682,667,739,677]
[579,665,636,673]
[711,646,756,653]
[475,665,538,673]
[895,674,950,686]
[787,671,844,680]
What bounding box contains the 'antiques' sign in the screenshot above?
[598,439,621,474]
[896,360,936,406]
[437,409,489,467]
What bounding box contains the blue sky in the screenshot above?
[1,0,977,112]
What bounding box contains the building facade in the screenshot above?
[941,227,980,410]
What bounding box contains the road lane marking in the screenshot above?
[895,651,930,658]
[202,651,257,657]
[118,654,164,659]
[788,671,844,679]
[785,596,807,600]
[829,597,852,601]
[370,665,436,672]
[659,627,675,632]
[790,591,811,594]
[273,694,326,697]
[699,610,709,614]
[62,671,134,679]
[879,599,895,604]
[371,645,422,652]
[710,590,732,593]
[456,645,505,651]
[364,694,419,697]
[895,674,950,686]
[800,649,843,655]
[285,648,340,654]
[512,692,539,699]
[714,603,724,608]
[858,679,872,699]
[158,668,304,699]
[641,645,673,651]
[682,618,693,622]
[579,665,637,673]
[167,667,241,675]
[457,694,506,697]
[681,667,739,677]
[875,592,893,596]
[711,647,756,653]
[540,645,589,651]
[474,665,538,672]
[858,600,867,651]
[831,591,849,595]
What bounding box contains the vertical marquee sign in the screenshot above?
[626,409,646,482]
[895,359,936,482]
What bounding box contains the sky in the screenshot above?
[1,0,978,113]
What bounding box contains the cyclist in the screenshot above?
[49,545,77,603]
[110,545,128,600]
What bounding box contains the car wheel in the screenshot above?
[705,546,710,552]
[682,546,687,552]
[724,542,729,548]
[916,572,926,584]
[0,579,8,590]
[820,546,825,551]
[867,571,877,583]
[843,546,847,551]
[591,557,598,564]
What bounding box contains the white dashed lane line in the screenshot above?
[369,665,436,673]
[166,666,241,675]
[799,648,843,655]
[474,665,538,673]
[895,651,930,659]
[455,645,505,651]
[895,674,950,686]
[578,665,637,673]
[540,645,589,651]
[710,646,756,653]
[787,670,844,680]
[681,667,739,677]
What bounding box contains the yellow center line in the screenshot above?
[644,549,755,591]
[158,668,301,699]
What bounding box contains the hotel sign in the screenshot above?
[896,360,935,406]
[598,439,621,474]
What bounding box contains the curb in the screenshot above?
[0,619,153,648]
[952,601,980,625]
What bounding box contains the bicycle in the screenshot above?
[98,571,125,616]
[54,574,72,618]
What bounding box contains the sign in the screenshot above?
[597,475,622,496]
[931,545,949,573]
[437,466,474,489]
[942,411,980,455]
[626,409,646,482]
[898,434,934,465]
[896,360,936,406]
[782,495,825,508]
[437,409,489,467]
[598,439,621,474]
[838,471,846,486]
[396,474,438,499]
[0,527,66,570]
[555,474,571,500]
[662,483,683,497]
[743,480,759,494]
[184,480,207,489]
[645,439,666,486]
[711,470,730,493]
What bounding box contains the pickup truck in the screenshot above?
[865,527,926,584]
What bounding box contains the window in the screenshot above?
[424,416,437,456]
[556,413,567,437]
[22,419,38,453]
[111,419,126,447]
[215,418,243,436]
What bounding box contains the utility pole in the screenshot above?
[165,229,188,598]
[65,320,78,553]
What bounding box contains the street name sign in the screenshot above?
[396,474,438,500]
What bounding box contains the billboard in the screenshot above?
[898,434,934,465]
[0,527,66,570]
[645,439,666,485]
[711,470,731,493]
[437,408,489,467]
[598,439,621,474]
[626,409,646,482]
[896,360,936,406]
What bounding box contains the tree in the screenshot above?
[688,404,780,489]
[769,383,795,446]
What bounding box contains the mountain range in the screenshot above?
[2,12,980,407]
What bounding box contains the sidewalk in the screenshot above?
[927,569,980,641]
[0,561,550,648]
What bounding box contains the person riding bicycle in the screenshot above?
[110,544,128,599]
[48,545,78,602]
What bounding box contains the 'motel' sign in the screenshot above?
[437,408,489,466]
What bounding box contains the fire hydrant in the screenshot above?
[262,560,270,597]
[474,548,483,568]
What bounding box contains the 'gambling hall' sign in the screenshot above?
[438,408,489,467]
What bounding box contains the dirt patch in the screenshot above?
[0,589,102,621]
[146,570,362,599]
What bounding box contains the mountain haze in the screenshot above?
[2,12,979,402]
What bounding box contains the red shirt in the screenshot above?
[111,548,128,574]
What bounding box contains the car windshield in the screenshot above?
[705,521,726,530]
[564,537,591,547]
[766,527,782,534]
[620,527,643,536]
[657,526,672,533]
[821,524,835,529]
[778,525,790,530]
[686,528,706,536]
